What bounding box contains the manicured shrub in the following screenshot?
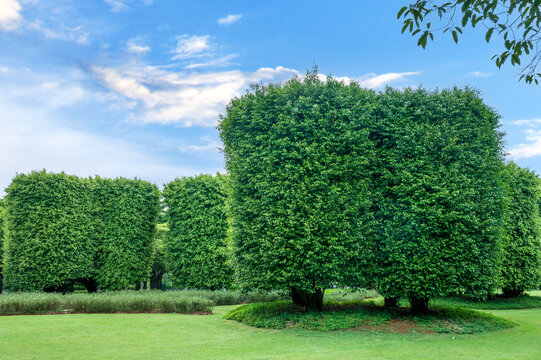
[368,88,507,312]
[2,171,160,292]
[91,177,161,291]
[3,171,95,292]
[500,162,541,297]
[164,174,232,290]
[219,72,377,310]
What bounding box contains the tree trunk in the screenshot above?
[150,270,164,290]
[409,297,429,314]
[384,296,399,307]
[502,288,523,298]
[290,287,324,312]
[81,278,98,293]
[44,283,74,293]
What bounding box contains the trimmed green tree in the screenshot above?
[369,87,507,312]
[163,174,232,290]
[3,171,95,292]
[500,162,541,297]
[92,177,160,291]
[218,73,376,310]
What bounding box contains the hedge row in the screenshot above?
[2,171,160,292]
[163,174,232,290]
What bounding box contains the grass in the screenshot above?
[431,290,541,310]
[224,300,515,334]
[0,305,539,359]
[0,291,213,315]
[0,289,286,315]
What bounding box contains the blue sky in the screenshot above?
[1,0,540,193]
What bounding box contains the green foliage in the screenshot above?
[3,171,95,291]
[500,162,541,296]
[2,171,160,292]
[150,223,168,289]
[398,1,541,84]
[219,72,377,305]
[0,199,5,292]
[164,174,232,290]
[432,294,541,309]
[0,291,213,315]
[170,289,287,305]
[92,177,160,290]
[369,87,507,303]
[225,301,515,333]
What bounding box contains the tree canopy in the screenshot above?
[398,1,541,84]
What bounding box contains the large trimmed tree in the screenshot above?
[500,162,541,297]
[369,87,507,312]
[219,73,376,310]
[163,174,232,290]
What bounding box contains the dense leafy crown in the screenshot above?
[500,162,541,294]
[369,87,507,300]
[2,171,160,291]
[219,73,377,294]
[163,174,232,290]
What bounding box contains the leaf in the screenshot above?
[485,28,494,43]
[452,30,458,44]
[397,6,408,19]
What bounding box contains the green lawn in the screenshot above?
[0,305,540,359]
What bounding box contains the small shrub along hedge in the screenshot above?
[224,301,515,334]
[164,174,232,290]
[0,199,5,292]
[0,291,213,315]
[431,294,541,310]
[2,171,160,292]
[173,290,287,305]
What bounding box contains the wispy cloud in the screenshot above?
[467,71,493,78]
[27,21,89,44]
[126,38,150,54]
[104,0,156,12]
[185,54,238,69]
[89,64,299,126]
[171,35,212,60]
[511,118,541,127]
[218,14,242,25]
[358,71,421,88]
[179,136,220,152]
[0,0,22,31]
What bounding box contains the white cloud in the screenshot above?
[358,71,421,88]
[0,0,22,31]
[179,136,220,152]
[127,38,150,54]
[104,0,155,12]
[467,71,493,78]
[508,118,541,159]
[89,64,299,126]
[0,66,198,195]
[27,21,89,44]
[218,14,242,25]
[185,54,238,69]
[171,35,213,60]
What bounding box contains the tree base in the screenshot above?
[290,287,324,312]
[501,288,524,298]
[80,278,98,293]
[409,297,429,314]
[384,297,399,307]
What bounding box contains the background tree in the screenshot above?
[149,223,168,290]
[369,87,507,313]
[500,162,541,297]
[398,1,541,84]
[92,177,160,291]
[164,174,232,290]
[219,72,376,311]
[3,171,95,292]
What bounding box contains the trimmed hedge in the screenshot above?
[500,162,541,296]
[368,87,507,310]
[0,199,5,292]
[3,171,160,292]
[3,171,95,292]
[164,174,232,290]
[219,72,376,310]
[92,177,160,290]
